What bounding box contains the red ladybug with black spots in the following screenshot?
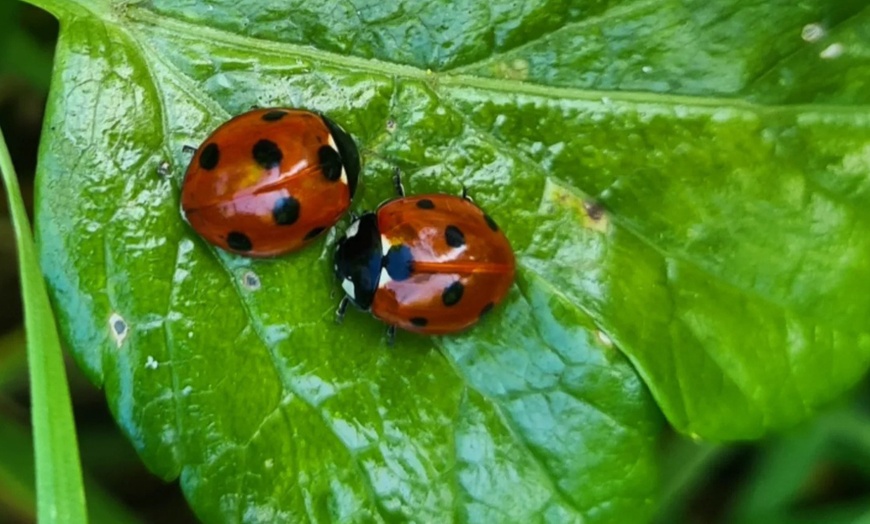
[334,172,515,340]
[181,108,360,257]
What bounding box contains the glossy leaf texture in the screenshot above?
[27,0,870,521]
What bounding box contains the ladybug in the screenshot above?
[334,173,515,340]
[180,108,360,257]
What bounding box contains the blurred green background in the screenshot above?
[1,3,869,523]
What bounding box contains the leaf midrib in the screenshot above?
[128,6,869,115]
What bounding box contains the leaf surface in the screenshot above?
[26,0,870,521]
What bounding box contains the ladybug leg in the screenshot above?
[392,168,405,197]
[182,145,197,155]
[335,296,350,324]
[385,325,397,346]
[461,185,473,202]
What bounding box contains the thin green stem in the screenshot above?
[0,125,88,522]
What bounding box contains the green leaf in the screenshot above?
[25,0,870,520]
[0,125,86,520]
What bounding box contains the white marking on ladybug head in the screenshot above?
[381,235,392,257]
[345,219,360,239]
[379,266,393,288]
[341,277,356,299]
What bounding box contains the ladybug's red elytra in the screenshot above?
[180,108,360,257]
[334,173,515,339]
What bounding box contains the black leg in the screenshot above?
[385,325,397,346]
[182,145,197,155]
[461,185,472,201]
[393,169,405,197]
[335,296,350,324]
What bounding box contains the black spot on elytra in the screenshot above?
[227,231,252,251]
[273,196,300,226]
[416,199,435,209]
[484,213,499,232]
[253,139,283,169]
[442,281,464,306]
[304,226,326,240]
[480,302,494,317]
[383,244,413,281]
[199,143,219,170]
[261,110,287,121]
[318,145,343,182]
[410,317,428,327]
[445,225,465,248]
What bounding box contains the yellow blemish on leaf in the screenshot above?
[539,178,611,233]
[492,59,529,80]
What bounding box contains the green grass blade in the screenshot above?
[0,413,144,524]
[0,126,88,522]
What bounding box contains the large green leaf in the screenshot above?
[26,0,870,521]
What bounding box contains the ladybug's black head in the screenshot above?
[334,213,382,310]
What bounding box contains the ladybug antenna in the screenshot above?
[392,169,405,197]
